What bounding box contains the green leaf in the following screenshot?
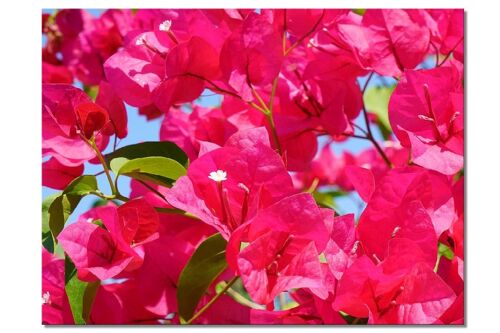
[340,311,368,325]
[48,194,81,239]
[64,257,100,324]
[63,175,98,196]
[65,276,87,325]
[65,256,77,284]
[42,193,61,234]
[42,193,61,252]
[438,243,455,260]
[82,281,100,321]
[91,198,112,208]
[312,190,346,209]
[43,176,98,245]
[177,233,228,323]
[363,85,396,137]
[105,141,189,169]
[42,231,55,253]
[109,157,129,175]
[83,84,99,101]
[352,9,366,15]
[115,156,186,187]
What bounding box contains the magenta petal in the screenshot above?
[58,222,133,281]
[42,157,84,190]
[408,132,463,175]
[345,166,375,202]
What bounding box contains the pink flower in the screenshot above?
[357,167,456,265]
[42,248,74,324]
[42,84,113,168]
[104,10,229,112]
[89,213,216,324]
[89,280,163,324]
[426,9,464,63]
[95,80,128,139]
[334,238,456,323]
[46,9,135,85]
[250,289,346,324]
[335,9,431,77]
[226,193,330,305]
[220,12,283,98]
[323,213,358,280]
[166,127,295,239]
[42,157,84,190]
[389,67,464,175]
[57,198,159,281]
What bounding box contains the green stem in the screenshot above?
[262,77,283,155]
[224,285,265,310]
[249,101,268,114]
[89,191,115,201]
[186,277,239,325]
[154,207,187,215]
[88,139,118,195]
[265,112,282,155]
[269,77,279,111]
[434,254,443,273]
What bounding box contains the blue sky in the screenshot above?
[42,9,434,223]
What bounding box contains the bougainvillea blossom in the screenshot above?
[41,8,464,326]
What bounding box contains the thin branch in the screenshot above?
[360,73,393,167]
[437,36,464,67]
[430,41,440,68]
[284,10,326,56]
[136,179,170,204]
[86,137,118,195]
[186,277,239,324]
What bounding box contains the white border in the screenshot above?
[1,0,499,332]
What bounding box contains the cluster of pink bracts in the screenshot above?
[42,9,464,325]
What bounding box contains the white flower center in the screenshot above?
[42,291,51,304]
[135,34,146,46]
[159,20,172,32]
[208,170,227,182]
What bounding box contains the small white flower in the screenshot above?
[42,291,51,304]
[208,170,227,182]
[159,20,172,32]
[418,114,434,122]
[135,34,146,46]
[392,225,401,238]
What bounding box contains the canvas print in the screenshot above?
[42,9,464,325]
